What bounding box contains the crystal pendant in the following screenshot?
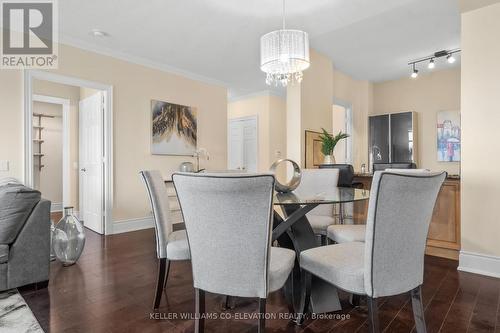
[52,206,86,266]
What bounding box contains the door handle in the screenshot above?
[81,168,87,172]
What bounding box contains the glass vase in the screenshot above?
[52,207,86,266]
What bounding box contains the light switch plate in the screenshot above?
[0,160,9,172]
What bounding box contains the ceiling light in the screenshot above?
[408,49,460,75]
[411,64,419,78]
[260,0,310,87]
[428,58,435,69]
[90,29,109,38]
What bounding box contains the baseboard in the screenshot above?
[51,202,62,212]
[112,216,154,234]
[458,251,500,278]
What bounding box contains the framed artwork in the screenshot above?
[305,130,325,168]
[437,111,460,162]
[151,100,197,156]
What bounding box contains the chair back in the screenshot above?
[140,170,172,259]
[172,173,275,298]
[319,164,354,187]
[299,168,340,216]
[364,170,446,297]
[372,162,416,172]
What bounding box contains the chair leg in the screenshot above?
[411,286,427,333]
[339,203,345,224]
[153,258,168,309]
[367,296,380,333]
[195,288,205,333]
[320,234,328,246]
[223,295,236,310]
[163,259,171,290]
[350,294,361,307]
[258,298,266,333]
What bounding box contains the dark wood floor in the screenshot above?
[21,228,500,333]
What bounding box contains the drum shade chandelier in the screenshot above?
[260,0,310,87]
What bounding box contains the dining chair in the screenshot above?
[172,173,295,333]
[299,169,340,245]
[326,169,432,244]
[319,164,363,224]
[300,170,446,333]
[140,170,191,310]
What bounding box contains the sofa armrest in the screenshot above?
[7,199,51,289]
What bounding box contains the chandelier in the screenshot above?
[260,0,310,87]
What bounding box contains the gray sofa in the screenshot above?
[0,179,51,291]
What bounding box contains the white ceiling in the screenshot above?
[59,0,461,99]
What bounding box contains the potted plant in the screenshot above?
[319,128,349,164]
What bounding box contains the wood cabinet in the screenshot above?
[353,175,460,260]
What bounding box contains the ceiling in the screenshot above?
[59,0,461,99]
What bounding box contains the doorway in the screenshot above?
[332,101,353,164]
[228,116,258,172]
[24,70,113,235]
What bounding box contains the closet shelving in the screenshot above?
[33,113,54,171]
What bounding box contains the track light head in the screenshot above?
[428,58,435,69]
[410,63,419,78]
[447,54,456,64]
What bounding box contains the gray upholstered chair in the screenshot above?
[140,170,190,310]
[0,180,51,291]
[301,171,446,332]
[326,169,432,244]
[299,169,340,245]
[172,173,295,333]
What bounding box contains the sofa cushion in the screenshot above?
[0,245,8,263]
[0,184,41,244]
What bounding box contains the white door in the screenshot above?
[79,92,104,234]
[228,117,258,172]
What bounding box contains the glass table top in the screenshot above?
[273,187,370,206]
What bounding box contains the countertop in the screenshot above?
[354,172,460,180]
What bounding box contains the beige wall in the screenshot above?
[80,87,100,100]
[372,68,461,174]
[461,2,500,257]
[33,102,63,204]
[333,68,373,170]
[228,93,286,171]
[285,49,373,170]
[0,43,227,224]
[268,94,287,165]
[301,49,335,160]
[33,79,81,209]
[286,49,334,168]
[0,70,23,180]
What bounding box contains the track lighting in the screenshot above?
[411,64,419,78]
[428,58,435,69]
[408,49,460,75]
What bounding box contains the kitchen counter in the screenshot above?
[354,172,460,180]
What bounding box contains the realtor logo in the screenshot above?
[1,0,58,68]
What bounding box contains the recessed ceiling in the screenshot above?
[59,0,461,99]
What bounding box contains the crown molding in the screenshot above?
[59,35,228,88]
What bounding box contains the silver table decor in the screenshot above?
[269,159,302,193]
[52,206,86,266]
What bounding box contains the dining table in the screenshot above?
[272,187,370,317]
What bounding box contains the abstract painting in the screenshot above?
[151,100,197,155]
[437,110,460,162]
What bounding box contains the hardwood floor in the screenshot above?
[21,228,500,333]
